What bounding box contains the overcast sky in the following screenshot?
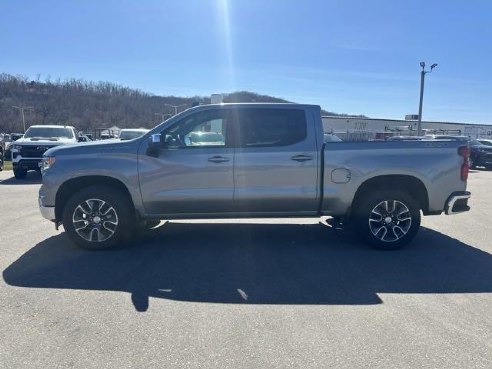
[1,0,491,123]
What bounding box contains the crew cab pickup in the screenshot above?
[38,104,471,250]
[12,125,79,179]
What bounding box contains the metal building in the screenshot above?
[322,116,492,141]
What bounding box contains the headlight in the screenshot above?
[11,144,22,151]
[41,156,56,172]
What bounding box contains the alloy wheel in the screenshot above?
[368,200,412,242]
[72,198,119,242]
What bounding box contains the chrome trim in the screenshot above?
[39,204,56,221]
[39,195,56,221]
[445,193,471,215]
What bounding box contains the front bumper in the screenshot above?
[38,195,56,221]
[445,191,471,215]
[472,151,492,167]
[13,158,43,170]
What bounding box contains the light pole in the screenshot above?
[11,105,34,133]
[154,112,171,121]
[417,62,438,136]
[163,103,188,115]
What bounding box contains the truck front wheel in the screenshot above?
[62,186,135,250]
[13,168,27,179]
[352,190,421,250]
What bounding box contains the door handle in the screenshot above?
[291,154,313,162]
[208,156,230,163]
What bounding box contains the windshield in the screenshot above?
[119,130,148,140]
[469,139,482,146]
[24,127,74,139]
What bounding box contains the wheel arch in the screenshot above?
[352,175,429,214]
[55,176,135,221]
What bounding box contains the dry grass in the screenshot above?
[3,160,12,171]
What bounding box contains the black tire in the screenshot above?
[62,185,135,250]
[351,189,421,250]
[13,168,27,179]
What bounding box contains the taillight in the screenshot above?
[461,163,469,181]
[458,145,469,181]
[458,146,470,158]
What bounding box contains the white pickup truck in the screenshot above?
[38,104,471,250]
[11,125,79,179]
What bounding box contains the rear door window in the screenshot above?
[236,108,307,147]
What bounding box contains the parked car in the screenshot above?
[0,149,3,171]
[427,135,492,169]
[469,140,492,169]
[477,138,492,146]
[39,103,471,251]
[11,125,79,179]
[77,134,92,142]
[10,133,24,141]
[0,134,9,163]
[4,133,23,160]
[387,136,426,141]
[323,133,343,142]
[119,128,150,141]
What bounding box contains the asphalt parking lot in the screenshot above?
[0,169,491,368]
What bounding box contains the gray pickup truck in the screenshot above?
[38,103,471,250]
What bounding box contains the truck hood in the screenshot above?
[44,139,139,157]
[16,137,77,145]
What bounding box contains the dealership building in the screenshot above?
[322,116,492,141]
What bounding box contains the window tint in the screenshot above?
[163,110,228,148]
[237,109,307,147]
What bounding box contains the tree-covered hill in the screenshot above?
[0,73,352,133]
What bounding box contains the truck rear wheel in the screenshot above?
[352,190,421,250]
[62,186,135,250]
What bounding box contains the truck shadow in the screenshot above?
[0,171,41,185]
[4,222,492,312]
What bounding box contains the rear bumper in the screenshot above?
[445,191,471,215]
